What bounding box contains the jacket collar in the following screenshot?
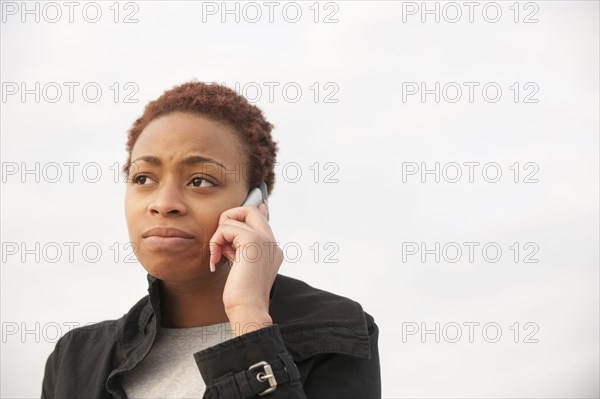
[139,272,372,361]
[108,273,372,397]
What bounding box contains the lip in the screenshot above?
[142,236,196,250]
[142,227,196,251]
[142,227,195,239]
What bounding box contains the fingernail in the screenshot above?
[210,262,215,272]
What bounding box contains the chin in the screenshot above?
[141,257,208,282]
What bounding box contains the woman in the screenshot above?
[41,81,381,398]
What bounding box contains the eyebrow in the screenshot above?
[130,155,227,169]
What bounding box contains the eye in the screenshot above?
[189,177,215,188]
[132,174,155,185]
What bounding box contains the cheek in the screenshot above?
[191,207,219,241]
[124,190,142,237]
[195,194,247,239]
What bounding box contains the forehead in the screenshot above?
[131,112,247,167]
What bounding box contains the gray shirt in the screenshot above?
[121,322,232,398]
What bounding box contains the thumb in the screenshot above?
[259,202,269,219]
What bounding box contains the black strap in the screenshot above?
[210,353,300,398]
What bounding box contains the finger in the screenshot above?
[221,218,256,232]
[218,205,271,233]
[212,220,255,266]
[209,223,260,268]
[258,202,269,219]
[213,219,255,261]
[210,242,234,272]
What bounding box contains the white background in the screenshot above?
[1,1,598,398]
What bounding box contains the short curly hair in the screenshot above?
[122,81,279,195]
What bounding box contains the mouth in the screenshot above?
[141,227,196,250]
[142,236,195,250]
[142,227,195,239]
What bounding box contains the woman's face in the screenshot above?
[124,111,250,282]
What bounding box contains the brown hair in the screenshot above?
[122,81,279,194]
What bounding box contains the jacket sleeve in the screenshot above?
[195,324,307,399]
[41,340,62,399]
[302,316,381,399]
[195,317,381,399]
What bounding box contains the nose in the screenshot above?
[148,179,187,216]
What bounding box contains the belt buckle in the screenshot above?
[248,360,277,396]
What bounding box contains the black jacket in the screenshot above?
[41,273,381,398]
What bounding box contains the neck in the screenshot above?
[158,265,230,328]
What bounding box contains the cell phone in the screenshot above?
[241,181,269,221]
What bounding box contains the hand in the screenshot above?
[209,203,283,335]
